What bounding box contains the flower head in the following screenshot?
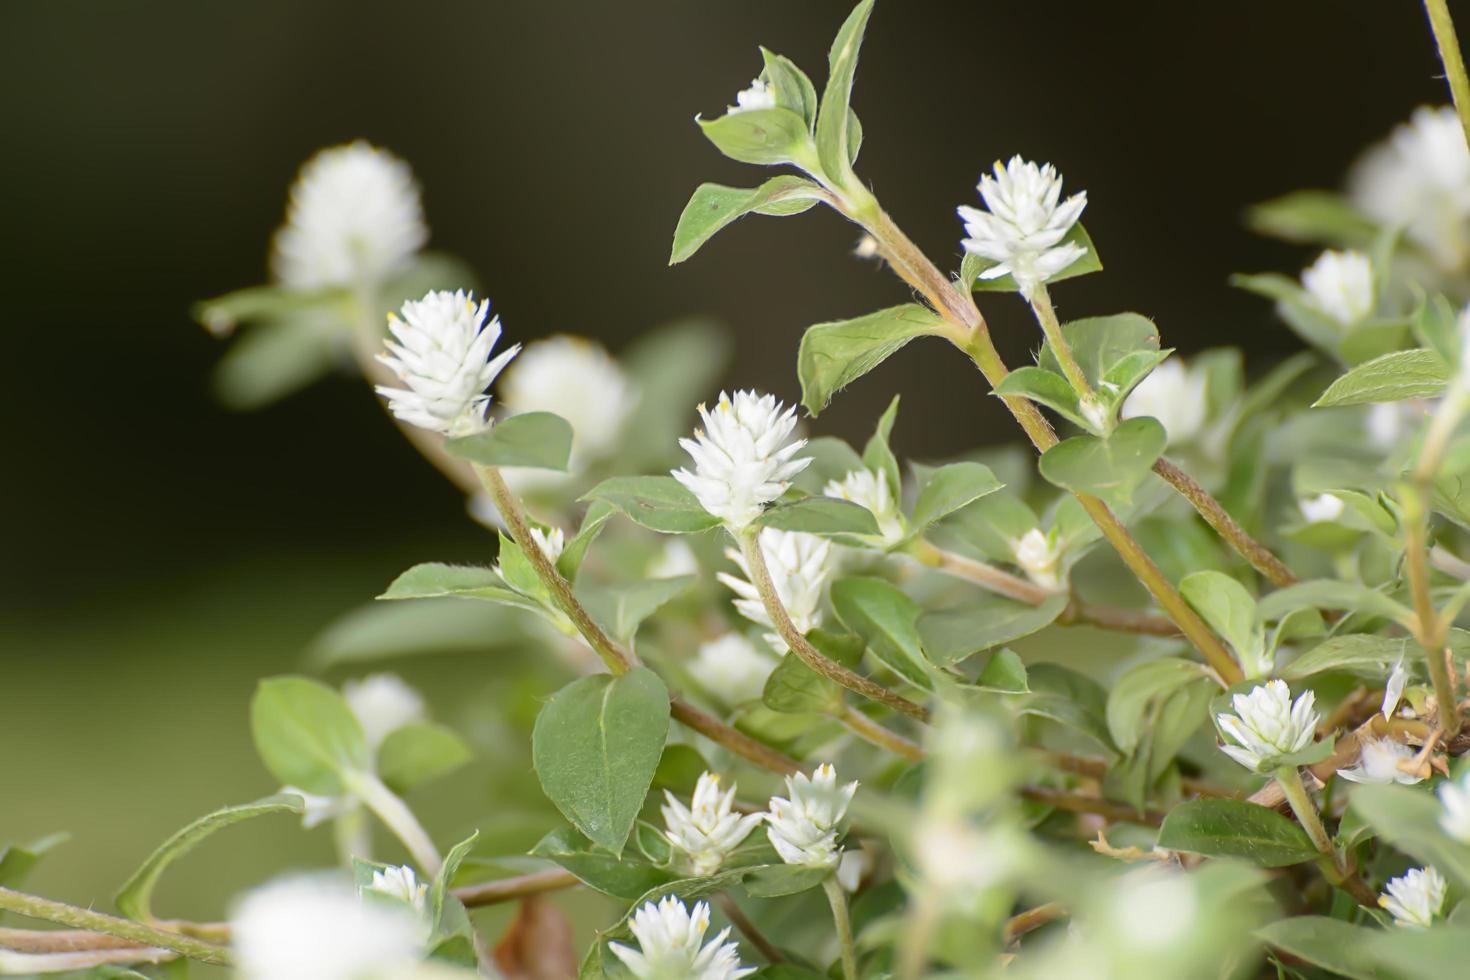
[673,391,811,530]
[1335,736,1423,785]
[272,141,426,290]
[825,468,905,545]
[1301,250,1374,327]
[363,865,429,918]
[1119,359,1208,447]
[719,529,833,652]
[609,897,754,980]
[662,772,765,876]
[1013,528,1063,591]
[1438,770,1470,842]
[529,526,566,563]
[1380,866,1447,927]
[375,290,519,436]
[231,876,425,980]
[342,673,425,752]
[1299,493,1345,525]
[958,156,1088,299]
[497,335,636,474]
[729,78,777,115]
[688,633,777,707]
[1215,680,1320,772]
[765,763,858,868]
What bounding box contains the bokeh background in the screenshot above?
[0,0,1455,952]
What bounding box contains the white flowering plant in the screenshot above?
[17,2,1470,979]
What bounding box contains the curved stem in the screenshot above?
[0,888,231,966]
[822,876,858,980]
[1151,457,1298,588]
[1004,902,1065,944]
[671,697,801,774]
[716,892,784,965]
[454,868,580,909]
[741,528,931,722]
[1426,0,1470,147]
[839,705,924,762]
[346,771,442,876]
[1274,766,1333,856]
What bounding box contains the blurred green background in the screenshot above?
[0,0,1451,948]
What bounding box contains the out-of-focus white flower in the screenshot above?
[1299,493,1346,524]
[1110,869,1198,952]
[913,818,1014,895]
[650,540,701,580]
[529,526,566,563]
[375,290,520,437]
[1336,736,1423,785]
[662,772,765,876]
[497,335,636,469]
[343,673,426,752]
[1013,528,1063,591]
[609,897,754,980]
[1438,770,1470,842]
[1383,657,1408,720]
[1380,866,1447,927]
[363,865,429,918]
[281,786,355,829]
[1120,359,1208,447]
[673,391,811,530]
[1215,680,1320,772]
[1300,250,1374,327]
[958,156,1088,299]
[836,846,872,893]
[231,876,425,980]
[688,633,777,706]
[766,763,858,868]
[729,78,777,115]
[719,529,833,651]
[1350,106,1470,272]
[824,468,904,545]
[271,141,426,290]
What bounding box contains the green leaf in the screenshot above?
[1364,923,1470,980]
[698,108,812,166]
[115,795,304,921]
[761,629,864,715]
[965,224,1102,292]
[974,648,1029,693]
[495,532,550,604]
[1038,313,1161,391]
[1349,783,1470,891]
[577,575,695,644]
[1256,580,1413,628]
[377,723,473,795]
[583,476,722,534]
[250,677,371,796]
[862,395,901,498]
[1246,190,1378,246]
[530,827,676,900]
[1019,663,1115,756]
[213,313,341,410]
[443,412,573,470]
[798,304,944,416]
[670,177,825,265]
[0,834,67,890]
[829,577,933,688]
[378,563,541,613]
[907,462,1003,537]
[557,500,615,584]
[1105,658,1210,754]
[1179,571,1260,660]
[918,593,1069,664]
[815,0,875,187]
[1313,349,1450,407]
[1256,917,1399,980]
[531,667,670,855]
[993,366,1088,427]
[1157,799,1321,867]
[1280,634,1412,681]
[756,496,880,536]
[429,833,478,952]
[742,863,831,898]
[1037,417,1167,502]
[759,48,818,127]
[1414,293,1461,366]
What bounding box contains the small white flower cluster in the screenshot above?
[528,525,566,563]
[1335,736,1422,785]
[765,763,859,868]
[610,896,755,980]
[688,633,777,707]
[1380,866,1447,928]
[720,529,835,651]
[1120,359,1208,447]
[673,390,812,530]
[958,156,1088,299]
[1300,250,1375,328]
[1012,528,1063,591]
[363,864,430,918]
[824,467,905,545]
[729,78,777,115]
[1215,680,1319,773]
[662,772,765,876]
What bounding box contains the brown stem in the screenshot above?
[1019,787,1167,827]
[1151,457,1298,588]
[716,892,785,965]
[839,706,925,762]
[1058,600,1181,637]
[671,697,801,774]
[454,868,580,909]
[1003,902,1065,944]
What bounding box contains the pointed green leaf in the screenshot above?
[530,827,676,900]
[698,108,812,166]
[577,575,695,643]
[1256,917,1396,980]
[378,563,541,613]
[583,476,722,534]
[830,576,933,687]
[377,723,473,794]
[670,177,825,265]
[815,0,875,186]
[756,496,880,536]
[1037,417,1167,502]
[992,367,1088,428]
[443,412,573,470]
[1179,571,1259,659]
[1158,799,1321,867]
[798,304,944,415]
[759,48,818,127]
[250,676,371,796]
[918,593,1068,664]
[1313,349,1449,407]
[862,395,901,497]
[907,462,1003,536]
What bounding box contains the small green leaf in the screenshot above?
[1019,663,1115,756]
[670,176,825,265]
[250,677,371,796]
[993,366,1087,427]
[830,577,933,688]
[756,496,880,536]
[1313,349,1450,407]
[907,462,1003,536]
[0,834,67,890]
[974,648,1029,693]
[429,833,479,952]
[965,224,1102,292]
[576,575,695,644]
[759,48,818,127]
[798,304,944,416]
[1179,571,1260,661]
[1349,783,1470,891]
[698,108,812,166]
[1280,634,1412,681]
[1256,917,1396,980]
[443,412,573,470]
[531,667,671,856]
[1157,799,1321,867]
[762,631,862,715]
[918,594,1069,664]
[213,313,341,410]
[583,476,722,534]
[1105,658,1210,754]
[557,500,615,584]
[1256,579,1413,628]
[378,563,541,613]
[377,723,472,794]
[1037,417,1167,502]
[530,827,676,900]
[115,795,304,921]
[815,0,875,187]
[742,863,831,897]
[1246,190,1378,246]
[862,395,901,498]
[1038,313,1161,391]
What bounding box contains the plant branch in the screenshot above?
[671,697,802,775]
[1426,0,1470,148]
[716,892,785,965]
[1029,284,1094,401]
[1018,787,1167,827]
[346,771,443,876]
[454,868,580,909]
[0,946,175,972]
[1151,457,1298,588]
[839,705,924,762]
[1003,902,1065,944]
[822,876,858,980]
[0,888,231,967]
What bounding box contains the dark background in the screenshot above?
[0,0,1445,605]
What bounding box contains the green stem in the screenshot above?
[1029,283,1094,402]
[346,771,443,876]
[1274,766,1334,857]
[1426,0,1470,148]
[332,805,371,867]
[838,705,924,761]
[0,888,231,966]
[822,876,859,980]
[1152,456,1298,587]
[1407,393,1465,736]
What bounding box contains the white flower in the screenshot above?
[1300,250,1374,327]
[719,529,834,652]
[1013,528,1063,591]
[662,772,765,876]
[281,786,355,829]
[1438,770,1470,842]
[958,156,1088,299]
[673,391,811,530]
[529,526,566,563]
[729,78,777,115]
[824,468,904,545]
[1383,657,1408,720]
[1380,866,1447,927]
[1215,680,1320,772]
[1299,493,1345,524]
[650,540,701,579]
[1119,359,1208,447]
[765,763,858,868]
[363,865,429,918]
[1350,106,1470,272]
[271,141,427,290]
[836,846,872,893]
[913,818,1014,895]
[375,290,520,437]
[688,633,777,706]
[343,673,426,752]
[231,876,425,980]
[1336,736,1423,785]
[609,897,754,980]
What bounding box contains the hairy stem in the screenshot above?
[741,528,931,722]
[347,771,443,876]
[1274,766,1333,856]
[822,876,859,980]
[1426,0,1470,148]
[0,888,231,966]
[1151,457,1298,587]
[839,705,925,761]
[1029,284,1094,401]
